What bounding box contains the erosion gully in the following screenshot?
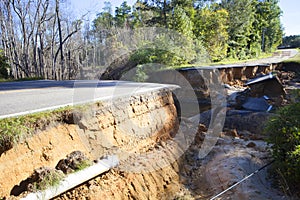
[2,61,298,200]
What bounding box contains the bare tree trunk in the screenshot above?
[38,33,45,78]
[55,0,64,80]
[0,0,84,80]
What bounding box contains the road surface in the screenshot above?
[0,80,178,119]
[0,49,297,119]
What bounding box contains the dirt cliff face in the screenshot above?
[0,88,178,198]
[0,124,88,197]
[53,122,205,200]
[55,163,182,200]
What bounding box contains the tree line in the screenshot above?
[281,35,300,48]
[0,0,82,80]
[0,0,283,80]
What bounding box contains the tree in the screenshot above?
[115,1,132,28]
[194,6,229,61]
[220,0,255,59]
[282,35,300,48]
[0,0,285,81]
[0,0,84,80]
[265,102,300,193]
[172,0,195,20]
[255,0,282,53]
[140,0,172,27]
[131,1,143,28]
[170,6,194,38]
[0,50,9,79]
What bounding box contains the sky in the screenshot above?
[279,0,300,36]
[71,0,300,36]
[70,0,136,21]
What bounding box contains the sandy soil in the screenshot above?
[51,123,288,200]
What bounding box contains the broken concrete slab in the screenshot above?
[242,97,273,112]
[227,73,285,109]
[245,73,286,103]
[190,109,274,134]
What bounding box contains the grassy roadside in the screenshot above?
[209,52,274,65]
[0,103,98,155]
[0,107,73,154]
[282,48,300,64]
[168,52,274,70]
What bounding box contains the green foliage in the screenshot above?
[0,117,32,153]
[255,0,282,53]
[170,6,194,39]
[283,50,300,64]
[0,50,9,79]
[75,160,93,172]
[172,0,195,20]
[220,0,256,59]
[129,30,208,67]
[115,1,132,27]
[0,104,95,154]
[282,35,300,48]
[265,102,300,190]
[33,170,65,191]
[91,0,283,68]
[133,64,149,82]
[194,6,229,61]
[93,12,114,30]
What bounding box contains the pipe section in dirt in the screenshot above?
[21,155,119,200]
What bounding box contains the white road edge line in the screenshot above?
[0,85,179,119]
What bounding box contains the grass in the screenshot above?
[0,117,33,153]
[32,161,92,191]
[282,48,300,64]
[208,52,273,66]
[0,102,100,154]
[33,170,65,191]
[74,160,93,172]
[30,159,92,192]
[167,52,274,70]
[0,109,66,154]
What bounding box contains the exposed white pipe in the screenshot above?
[21,155,119,200]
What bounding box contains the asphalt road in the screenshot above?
[0,80,178,119]
[0,49,297,119]
[181,49,298,71]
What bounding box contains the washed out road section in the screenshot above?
[0,80,179,119]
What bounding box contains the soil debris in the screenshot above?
[56,151,91,174]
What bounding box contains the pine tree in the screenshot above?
[194,5,229,61]
[170,6,194,38]
[220,0,255,59]
[115,1,132,28]
[255,0,282,52]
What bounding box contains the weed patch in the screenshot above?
[265,102,300,197]
[32,168,65,191]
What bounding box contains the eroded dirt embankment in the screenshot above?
[52,120,286,200]
[3,59,299,199]
[0,88,178,198]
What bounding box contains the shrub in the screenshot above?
[265,102,300,191]
[0,51,9,79]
